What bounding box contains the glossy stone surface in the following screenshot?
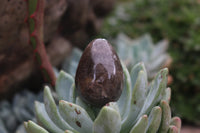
[75,39,123,106]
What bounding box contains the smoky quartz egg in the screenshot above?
[75,39,124,106]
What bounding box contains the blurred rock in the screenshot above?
[0,0,116,95]
[60,0,115,48]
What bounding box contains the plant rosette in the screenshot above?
[24,39,181,133]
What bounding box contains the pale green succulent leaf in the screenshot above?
[129,115,148,133]
[62,48,82,77]
[25,121,49,133]
[115,33,133,65]
[43,86,77,132]
[121,70,147,132]
[148,54,169,72]
[59,100,93,133]
[139,68,168,116]
[0,118,8,133]
[163,87,171,104]
[75,97,96,120]
[24,122,28,133]
[117,62,131,120]
[93,106,121,133]
[56,71,75,102]
[35,101,64,133]
[130,62,147,89]
[152,40,169,59]
[65,130,75,133]
[170,117,181,133]
[167,126,178,133]
[106,102,120,113]
[158,100,171,133]
[147,106,162,133]
[138,34,153,55]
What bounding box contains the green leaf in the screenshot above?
[129,115,148,133]
[130,62,147,88]
[93,106,121,133]
[117,62,131,120]
[138,34,153,55]
[43,86,77,132]
[25,121,49,133]
[56,71,76,102]
[147,106,162,133]
[75,97,96,120]
[158,100,171,133]
[167,126,178,133]
[59,100,93,133]
[139,68,168,116]
[121,69,147,132]
[170,117,181,133]
[163,87,171,104]
[148,54,169,72]
[35,101,64,133]
[62,48,82,77]
[152,40,168,59]
[115,33,134,67]
[65,130,75,133]
[0,118,8,133]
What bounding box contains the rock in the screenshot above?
[75,39,123,106]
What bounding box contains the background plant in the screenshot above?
[100,0,200,124]
[0,90,43,133]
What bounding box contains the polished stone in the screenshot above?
[75,39,123,106]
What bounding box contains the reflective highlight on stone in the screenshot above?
[75,39,123,106]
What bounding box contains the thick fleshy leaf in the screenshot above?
[106,102,119,113]
[167,126,178,133]
[93,106,121,133]
[130,62,147,88]
[163,87,171,104]
[170,117,181,133]
[35,101,64,133]
[62,48,82,77]
[148,54,169,72]
[158,100,171,133]
[129,115,148,133]
[152,40,169,59]
[65,130,75,133]
[59,100,93,133]
[24,122,28,133]
[43,86,77,132]
[13,91,35,122]
[115,33,133,66]
[117,63,131,120]
[24,121,49,133]
[0,118,8,133]
[139,68,168,117]
[75,97,96,120]
[138,34,153,55]
[121,70,147,132]
[147,106,162,133]
[56,71,75,102]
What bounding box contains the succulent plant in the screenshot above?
[24,39,181,133]
[0,90,43,133]
[113,33,171,79]
[62,33,171,79]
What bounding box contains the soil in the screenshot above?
[181,125,200,133]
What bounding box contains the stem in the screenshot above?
[27,0,56,87]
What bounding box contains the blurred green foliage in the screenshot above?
[100,0,200,124]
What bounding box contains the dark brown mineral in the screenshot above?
[75,39,123,106]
